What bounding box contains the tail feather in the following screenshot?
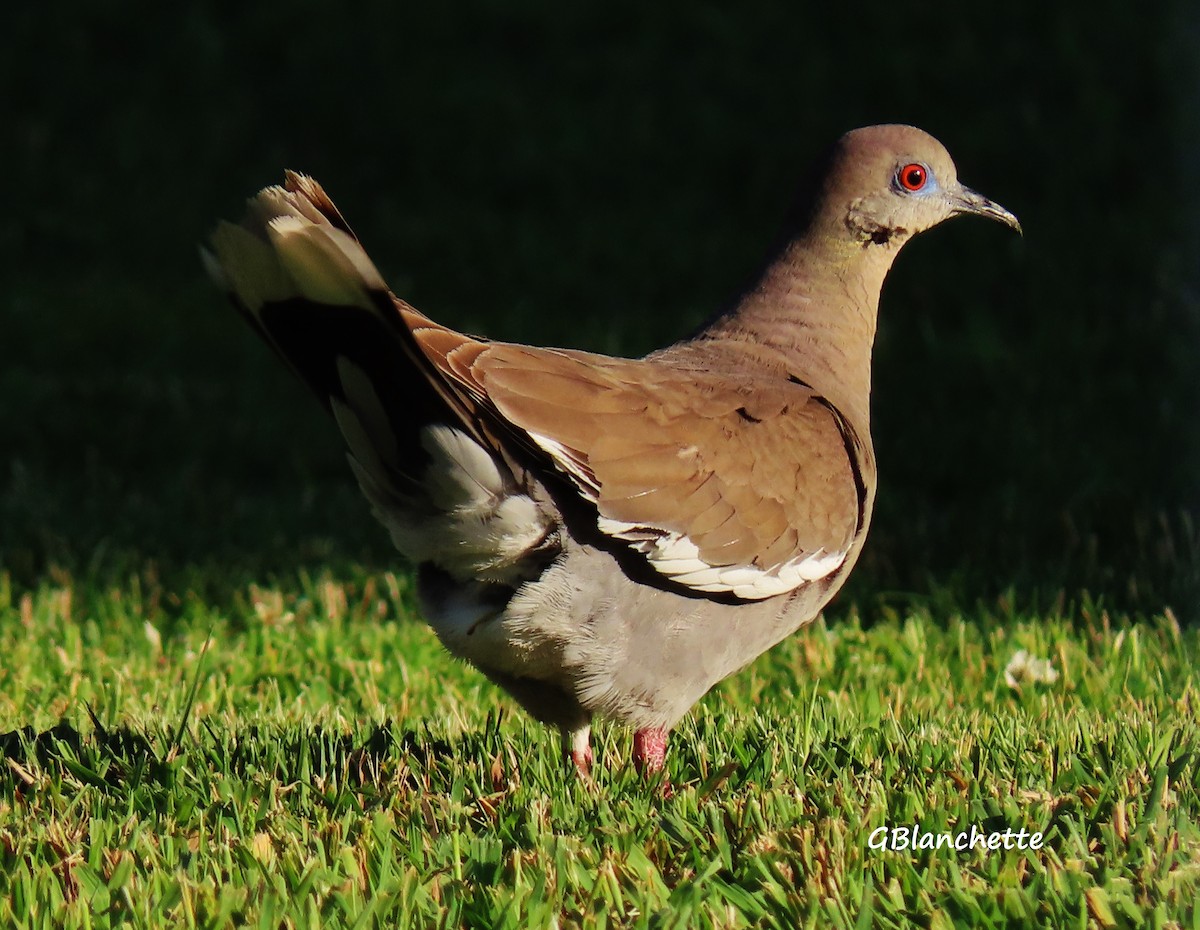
[205,177,385,318]
[204,173,439,430]
[205,172,558,585]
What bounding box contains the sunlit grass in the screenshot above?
[1,567,1196,928]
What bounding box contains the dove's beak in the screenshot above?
[953,186,1022,234]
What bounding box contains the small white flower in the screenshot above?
[1004,649,1059,689]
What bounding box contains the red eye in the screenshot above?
[898,163,927,191]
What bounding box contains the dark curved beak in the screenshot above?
[953,186,1022,235]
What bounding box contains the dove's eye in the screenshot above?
[897,163,928,192]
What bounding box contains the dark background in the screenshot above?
[3,1,1197,615]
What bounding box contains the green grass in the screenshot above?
[1,568,1197,928]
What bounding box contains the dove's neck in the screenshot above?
[691,231,897,430]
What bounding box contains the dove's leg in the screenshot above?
[632,727,668,775]
[562,725,593,777]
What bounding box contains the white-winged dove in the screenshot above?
[204,125,1019,777]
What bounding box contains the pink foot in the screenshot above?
[569,745,594,777]
[563,727,593,778]
[632,727,668,776]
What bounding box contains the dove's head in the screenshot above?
[806,124,1020,250]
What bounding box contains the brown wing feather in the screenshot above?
[453,345,865,598]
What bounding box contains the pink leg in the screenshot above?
[632,727,668,776]
[563,726,593,778]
